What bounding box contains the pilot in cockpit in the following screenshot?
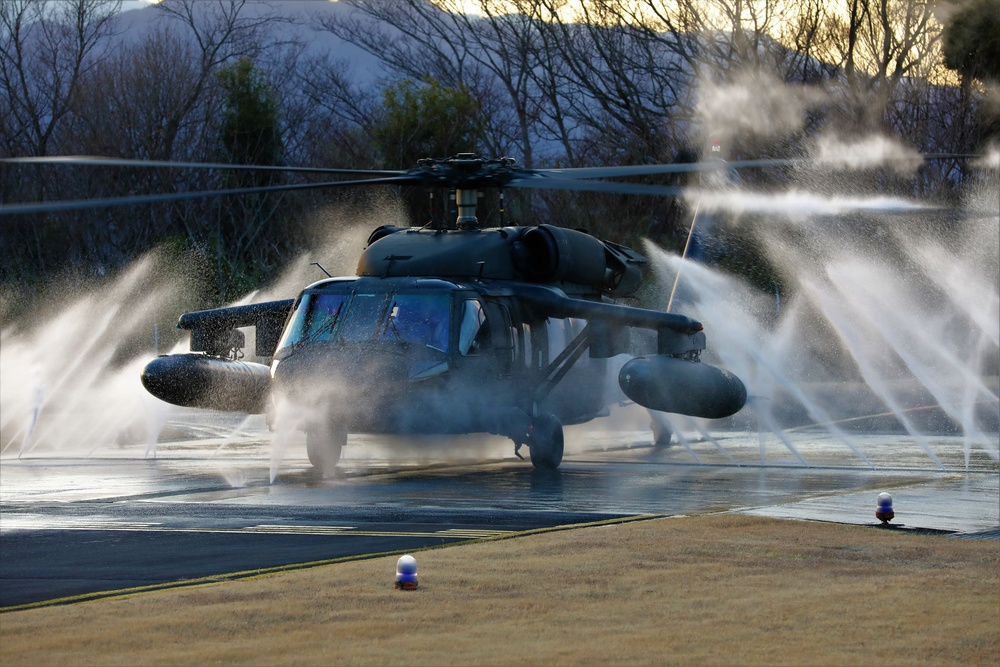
[383,296,450,352]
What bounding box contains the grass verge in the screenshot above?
[1,514,997,666]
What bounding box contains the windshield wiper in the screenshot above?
[382,301,407,345]
[294,302,344,348]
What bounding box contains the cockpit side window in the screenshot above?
[275,294,310,352]
[459,299,490,356]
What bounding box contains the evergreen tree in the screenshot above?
[375,78,481,167]
[373,78,483,225]
[214,58,284,300]
[218,57,283,187]
[942,0,1000,147]
[942,0,1000,84]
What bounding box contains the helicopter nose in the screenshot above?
[270,344,409,414]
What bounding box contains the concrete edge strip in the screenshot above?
[725,477,946,516]
[0,514,662,614]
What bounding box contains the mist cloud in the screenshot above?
[695,70,827,145]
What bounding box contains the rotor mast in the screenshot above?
[455,188,479,229]
[445,154,485,230]
[414,154,518,230]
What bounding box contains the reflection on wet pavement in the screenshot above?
[2,426,996,533]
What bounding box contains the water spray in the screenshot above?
[643,146,998,470]
[18,378,45,458]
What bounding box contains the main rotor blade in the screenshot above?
[682,188,956,216]
[509,175,684,197]
[535,162,752,179]
[533,154,988,180]
[535,158,825,180]
[0,175,421,216]
[1,155,406,177]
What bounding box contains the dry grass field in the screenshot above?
[1,514,997,666]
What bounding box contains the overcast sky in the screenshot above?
[116,0,486,17]
[121,0,156,10]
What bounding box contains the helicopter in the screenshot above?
[138,154,750,474]
[1,152,783,474]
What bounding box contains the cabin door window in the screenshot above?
[459,299,490,356]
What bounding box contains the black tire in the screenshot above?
[528,413,564,470]
[306,425,346,477]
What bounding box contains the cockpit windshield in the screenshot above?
[276,289,451,353]
[274,292,347,351]
[377,294,450,352]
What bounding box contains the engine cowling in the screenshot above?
[511,225,642,296]
[357,226,644,296]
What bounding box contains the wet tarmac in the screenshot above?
[1,414,997,609]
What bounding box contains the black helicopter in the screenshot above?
[3,153,756,474]
[142,154,749,473]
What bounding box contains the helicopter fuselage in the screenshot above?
[269,275,610,437]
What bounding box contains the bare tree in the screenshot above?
[532,0,692,164]
[776,0,840,84]
[1,0,306,297]
[291,51,382,168]
[145,0,290,160]
[0,0,121,158]
[71,28,205,160]
[827,0,942,132]
[0,0,122,278]
[313,0,548,167]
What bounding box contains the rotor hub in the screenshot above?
[413,154,520,190]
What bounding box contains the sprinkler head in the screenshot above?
[395,554,418,590]
[876,492,894,524]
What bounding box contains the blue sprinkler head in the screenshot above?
[395,554,418,590]
[876,492,894,524]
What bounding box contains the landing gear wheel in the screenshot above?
[528,414,564,470]
[306,425,346,477]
